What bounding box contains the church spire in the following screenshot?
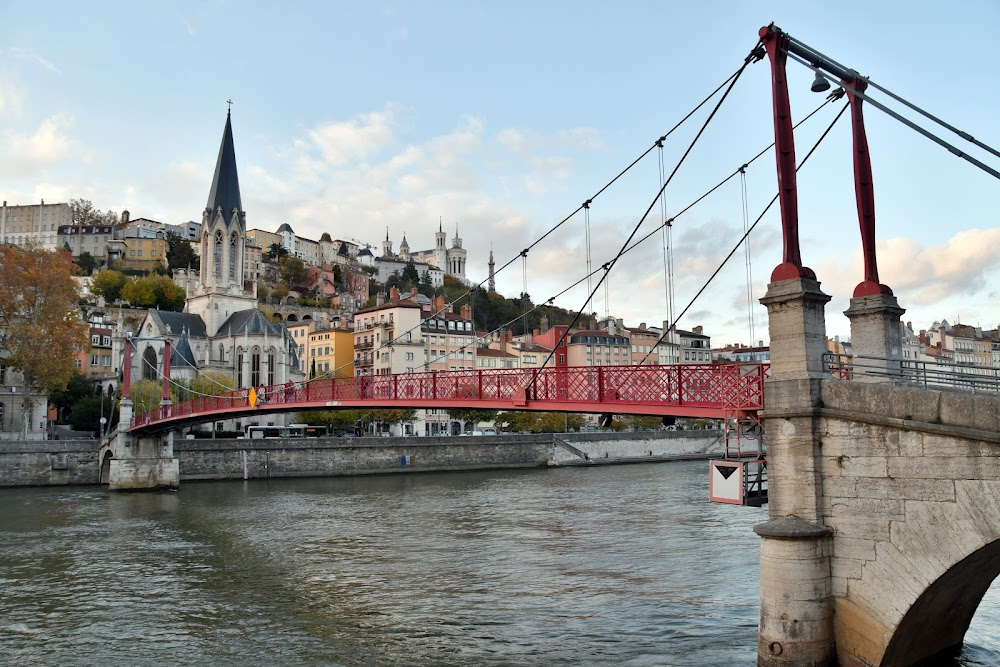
[205,107,244,226]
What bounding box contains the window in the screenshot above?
[102,336,111,346]
[101,355,111,366]
[91,354,99,365]
[91,334,101,345]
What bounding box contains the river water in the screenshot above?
[1,461,997,666]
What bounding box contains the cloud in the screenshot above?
[8,48,61,74]
[0,77,25,117]
[306,108,397,166]
[816,229,1000,306]
[1,114,83,177]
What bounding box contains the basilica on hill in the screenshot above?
[128,111,304,399]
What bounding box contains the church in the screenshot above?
[129,111,303,416]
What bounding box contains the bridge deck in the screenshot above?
[128,363,768,434]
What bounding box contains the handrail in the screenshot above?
[128,362,769,431]
[823,353,1000,393]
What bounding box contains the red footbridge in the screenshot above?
[128,363,769,435]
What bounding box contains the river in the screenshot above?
[1,461,997,666]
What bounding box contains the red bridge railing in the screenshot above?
[128,363,768,432]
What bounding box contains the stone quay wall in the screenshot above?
[0,431,722,487]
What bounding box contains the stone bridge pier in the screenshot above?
[757,276,1000,666]
[104,398,179,491]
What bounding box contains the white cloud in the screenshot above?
[306,108,397,166]
[0,77,26,117]
[2,114,83,177]
[8,47,61,75]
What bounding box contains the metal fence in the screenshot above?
[823,353,1000,393]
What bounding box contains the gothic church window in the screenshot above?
[267,348,275,386]
[251,347,261,387]
[237,349,244,387]
[229,232,238,282]
[214,231,224,281]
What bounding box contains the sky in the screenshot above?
[4,1,999,346]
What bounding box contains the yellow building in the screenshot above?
[307,325,355,378]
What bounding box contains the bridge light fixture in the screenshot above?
[810,70,831,93]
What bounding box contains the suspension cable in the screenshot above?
[527,41,763,387]
[740,165,756,349]
[636,100,850,364]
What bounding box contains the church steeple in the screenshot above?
[205,109,244,227]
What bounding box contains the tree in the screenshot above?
[74,252,97,276]
[0,246,89,436]
[401,260,419,287]
[279,256,307,287]
[419,270,434,295]
[337,242,349,257]
[497,411,585,433]
[68,395,119,434]
[49,372,95,422]
[129,379,174,416]
[265,243,288,262]
[121,276,157,307]
[70,198,118,226]
[91,269,128,303]
[165,231,200,272]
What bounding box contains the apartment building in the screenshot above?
[1,200,73,250]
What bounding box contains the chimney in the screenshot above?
[389,286,400,302]
[639,322,646,330]
[376,291,385,306]
[693,325,703,335]
[539,315,549,332]
[460,304,471,320]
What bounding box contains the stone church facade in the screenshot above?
[129,111,303,427]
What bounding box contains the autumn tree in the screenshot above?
[0,246,88,436]
[70,199,119,226]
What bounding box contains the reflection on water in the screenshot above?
[0,462,997,666]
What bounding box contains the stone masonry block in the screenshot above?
[833,537,878,562]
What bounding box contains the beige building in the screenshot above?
[353,295,424,376]
[1,200,72,249]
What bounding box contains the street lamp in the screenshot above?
[100,417,107,440]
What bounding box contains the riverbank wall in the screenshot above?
[0,430,724,487]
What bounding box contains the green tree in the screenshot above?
[91,269,128,303]
[165,231,200,271]
[74,251,97,275]
[279,256,307,287]
[265,243,288,262]
[129,379,174,416]
[272,283,290,302]
[121,276,157,307]
[49,372,95,421]
[0,246,89,437]
[68,395,119,434]
[337,242,350,257]
[293,409,359,431]
[401,260,419,287]
[418,270,434,295]
[497,411,584,433]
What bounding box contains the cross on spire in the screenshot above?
[227,98,233,114]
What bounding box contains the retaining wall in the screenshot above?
[0,431,722,487]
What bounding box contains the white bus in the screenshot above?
[244,424,328,439]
